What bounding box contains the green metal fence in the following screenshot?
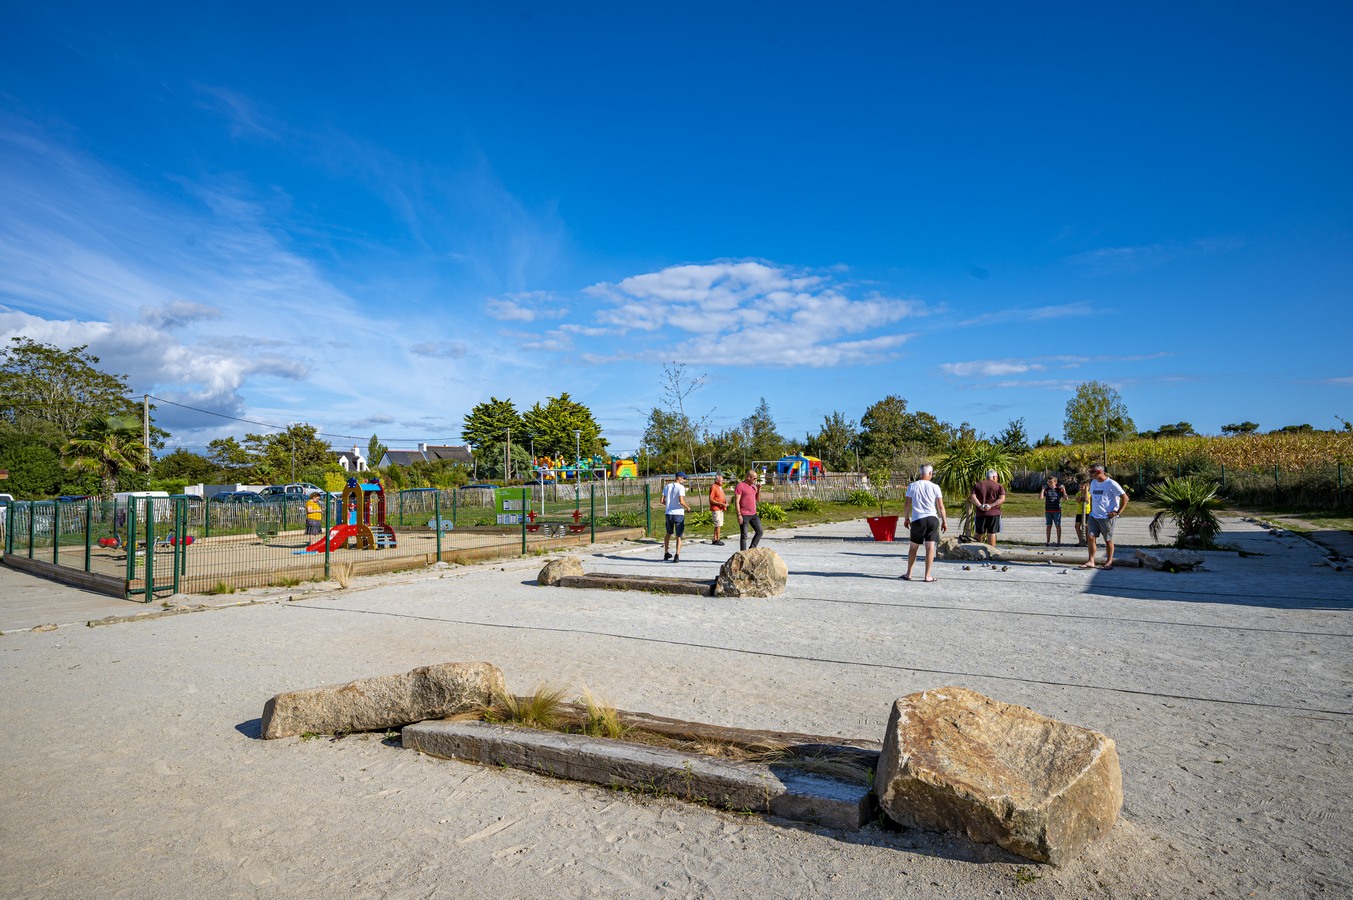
[0,483,646,601]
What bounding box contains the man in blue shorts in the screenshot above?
[901,464,948,582]
[662,472,690,562]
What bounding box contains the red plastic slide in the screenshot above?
[304,524,358,553]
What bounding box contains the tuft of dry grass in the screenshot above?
[485,683,569,730]
[334,562,354,589]
[577,686,626,739]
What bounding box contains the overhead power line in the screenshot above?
[145,394,463,444]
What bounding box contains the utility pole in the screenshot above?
[143,395,151,467]
[506,427,511,482]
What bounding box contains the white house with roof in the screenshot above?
[332,444,368,472]
[376,443,474,468]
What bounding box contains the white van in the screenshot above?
[114,491,173,522]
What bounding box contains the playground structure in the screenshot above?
[611,458,637,478]
[769,454,826,483]
[533,455,606,482]
[299,477,397,553]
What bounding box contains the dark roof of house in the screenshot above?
[423,445,474,464]
[379,445,474,467]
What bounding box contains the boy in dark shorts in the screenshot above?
[1040,475,1068,546]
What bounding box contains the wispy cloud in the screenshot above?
[409,341,468,359]
[1065,237,1242,273]
[958,303,1093,327]
[941,352,1174,381]
[140,300,222,329]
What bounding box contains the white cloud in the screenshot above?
[485,298,537,322]
[940,360,1045,377]
[582,261,920,368]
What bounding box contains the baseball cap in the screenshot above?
[675,472,686,479]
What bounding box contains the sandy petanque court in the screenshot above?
[1,515,1350,898]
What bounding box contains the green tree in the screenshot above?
[1063,381,1136,445]
[0,337,139,436]
[207,437,252,473]
[642,406,694,473]
[0,424,74,497]
[859,395,912,465]
[367,434,388,467]
[520,393,606,459]
[461,398,523,457]
[1221,421,1259,436]
[154,449,216,484]
[742,397,786,463]
[242,424,333,483]
[1034,433,1062,449]
[803,411,859,471]
[995,417,1031,455]
[1273,424,1314,434]
[1140,422,1197,439]
[61,416,151,498]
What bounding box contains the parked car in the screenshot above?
[259,483,323,500]
[210,491,263,504]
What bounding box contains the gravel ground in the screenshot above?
[1,515,1350,898]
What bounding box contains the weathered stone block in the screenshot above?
[714,548,788,598]
[876,686,1122,865]
[1134,548,1205,571]
[937,539,994,561]
[261,661,503,740]
[537,557,584,585]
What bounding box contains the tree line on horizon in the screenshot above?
[1,339,1348,499]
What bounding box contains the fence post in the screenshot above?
[452,489,458,527]
[1220,464,1226,491]
[520,491,527,556]
[28,502,35,559]
[435,492,442,560]
[644,484,651,537]
[590,482,596,543]
[53,502,61,566]
[84,498,93,573]
[3,500,11,556]
[143,498,155,603]
[1274,465,1279,491]
[323,496,331,581]
[204,498,211,538]
[1339,462,1344,508]
[125,500,137,587]
[171,499,182,595]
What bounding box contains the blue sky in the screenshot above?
[2,2,1350,457]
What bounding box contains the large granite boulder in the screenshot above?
[537,556,584,585]
[261,661,504,740]
[937,538,994,561]
[714,548,788,598]
[1134,548,1205,571]
[876,686,1122,865]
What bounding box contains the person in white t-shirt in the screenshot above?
[661,472,691,563]
[1080,464,1128,570]
[901,464,948,582]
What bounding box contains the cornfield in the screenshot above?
[1019,432,1353,472]
[1016,432,1353,510]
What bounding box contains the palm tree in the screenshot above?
[937,439,1014,538]
[61,416,151,498]
[1148,476,1225,548]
